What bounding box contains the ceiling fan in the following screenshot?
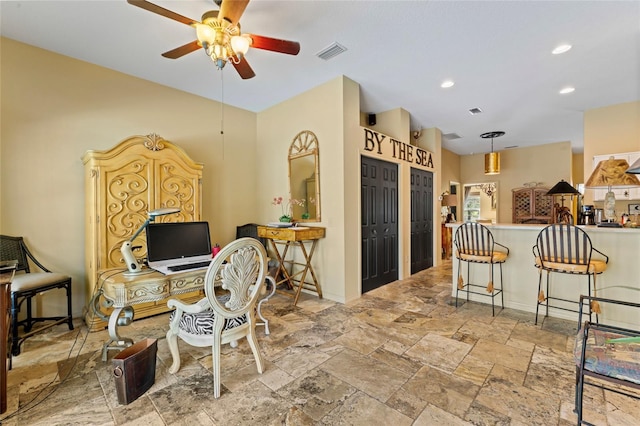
[127,0,300,79]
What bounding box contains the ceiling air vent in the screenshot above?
[316,42,348,61]
[443,133,461,140]
[468,107,483,115]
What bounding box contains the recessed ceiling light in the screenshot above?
[559,86,575,94]
[552,44,572,55]
[441,80,455,88]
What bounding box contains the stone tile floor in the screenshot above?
[2,261,639,425]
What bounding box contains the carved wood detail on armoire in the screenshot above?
[82,134,203,331]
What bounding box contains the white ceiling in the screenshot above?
[1,0,639,155]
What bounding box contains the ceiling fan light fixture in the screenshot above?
[196,23,216,44]
[231,35,250,56]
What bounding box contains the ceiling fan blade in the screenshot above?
[218,0,250,26]
[232,56,256,79]
[247,34,300,55]
[127,0,198,26]
[162,40,201,59]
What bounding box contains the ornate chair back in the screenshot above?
[166,237,268,398]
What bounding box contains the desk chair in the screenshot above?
[574,295,640,425]
[454,222,509,316]
[236,223,277,334]
[166,238,268,398]
[0,235,73,356]
[532,224,608,325]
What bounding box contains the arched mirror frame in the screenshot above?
[288,130,321,222]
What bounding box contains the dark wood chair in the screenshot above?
[0,235,73,356]
[532,224,608,325]
[574,295,640,425]
[454,222,509,316]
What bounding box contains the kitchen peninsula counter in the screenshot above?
[446,222,640,327]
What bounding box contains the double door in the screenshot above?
[361,157,434,293]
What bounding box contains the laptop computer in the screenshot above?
[146,221,212,275]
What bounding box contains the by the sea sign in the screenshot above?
[363,128,434,168]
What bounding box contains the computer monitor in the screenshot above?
[146,221,211,262]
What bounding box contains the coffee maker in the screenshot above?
[580,205,595,225]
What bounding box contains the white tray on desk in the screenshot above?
[267,222,293,228]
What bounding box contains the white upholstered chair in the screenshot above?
[166,237,268,398]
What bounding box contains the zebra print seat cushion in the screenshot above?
[170,295,248,335]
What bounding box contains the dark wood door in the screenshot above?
[410,168,433,273]
[361,156,398,293]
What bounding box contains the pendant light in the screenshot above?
[481,131,504,175]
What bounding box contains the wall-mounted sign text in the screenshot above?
[363,129,434,168]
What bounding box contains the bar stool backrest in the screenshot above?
[454,222,497,257]
[535,224,593,270]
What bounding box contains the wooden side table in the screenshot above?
[1,260,18,414]
[441,223,452,260]
[258,226,325,305]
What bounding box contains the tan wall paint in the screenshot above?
[572,153,585,186]
[1,38,257,316]
[583,101,640,213]
[441,148,461,197]
[460,141,573,223]
[364,108,411,143]
[256,76,357,302]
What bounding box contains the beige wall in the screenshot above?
[256,76,359,303]
[363,108,412,143]
[460,141,573,223]
[1,38,258,316]
[441,148,461,196]
[583,101,640,212]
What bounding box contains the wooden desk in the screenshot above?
[1,261,18,414]
[91,265,275,360]
[258,226,325,305]
[92,268,205,361]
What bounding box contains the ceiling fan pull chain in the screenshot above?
[220,68,225,160]
[220,68,224,136]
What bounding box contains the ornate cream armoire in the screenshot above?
[82,134,203,330]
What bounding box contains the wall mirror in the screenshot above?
[289,130,320,222]
[462,182,498,223]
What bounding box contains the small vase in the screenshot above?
[279,215,292,223]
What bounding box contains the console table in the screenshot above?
[1,260,18,414]
[92,268,205,361]
[258,226,325,305]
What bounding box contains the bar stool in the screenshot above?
[454,222,509,316]
[532,224,608,325]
